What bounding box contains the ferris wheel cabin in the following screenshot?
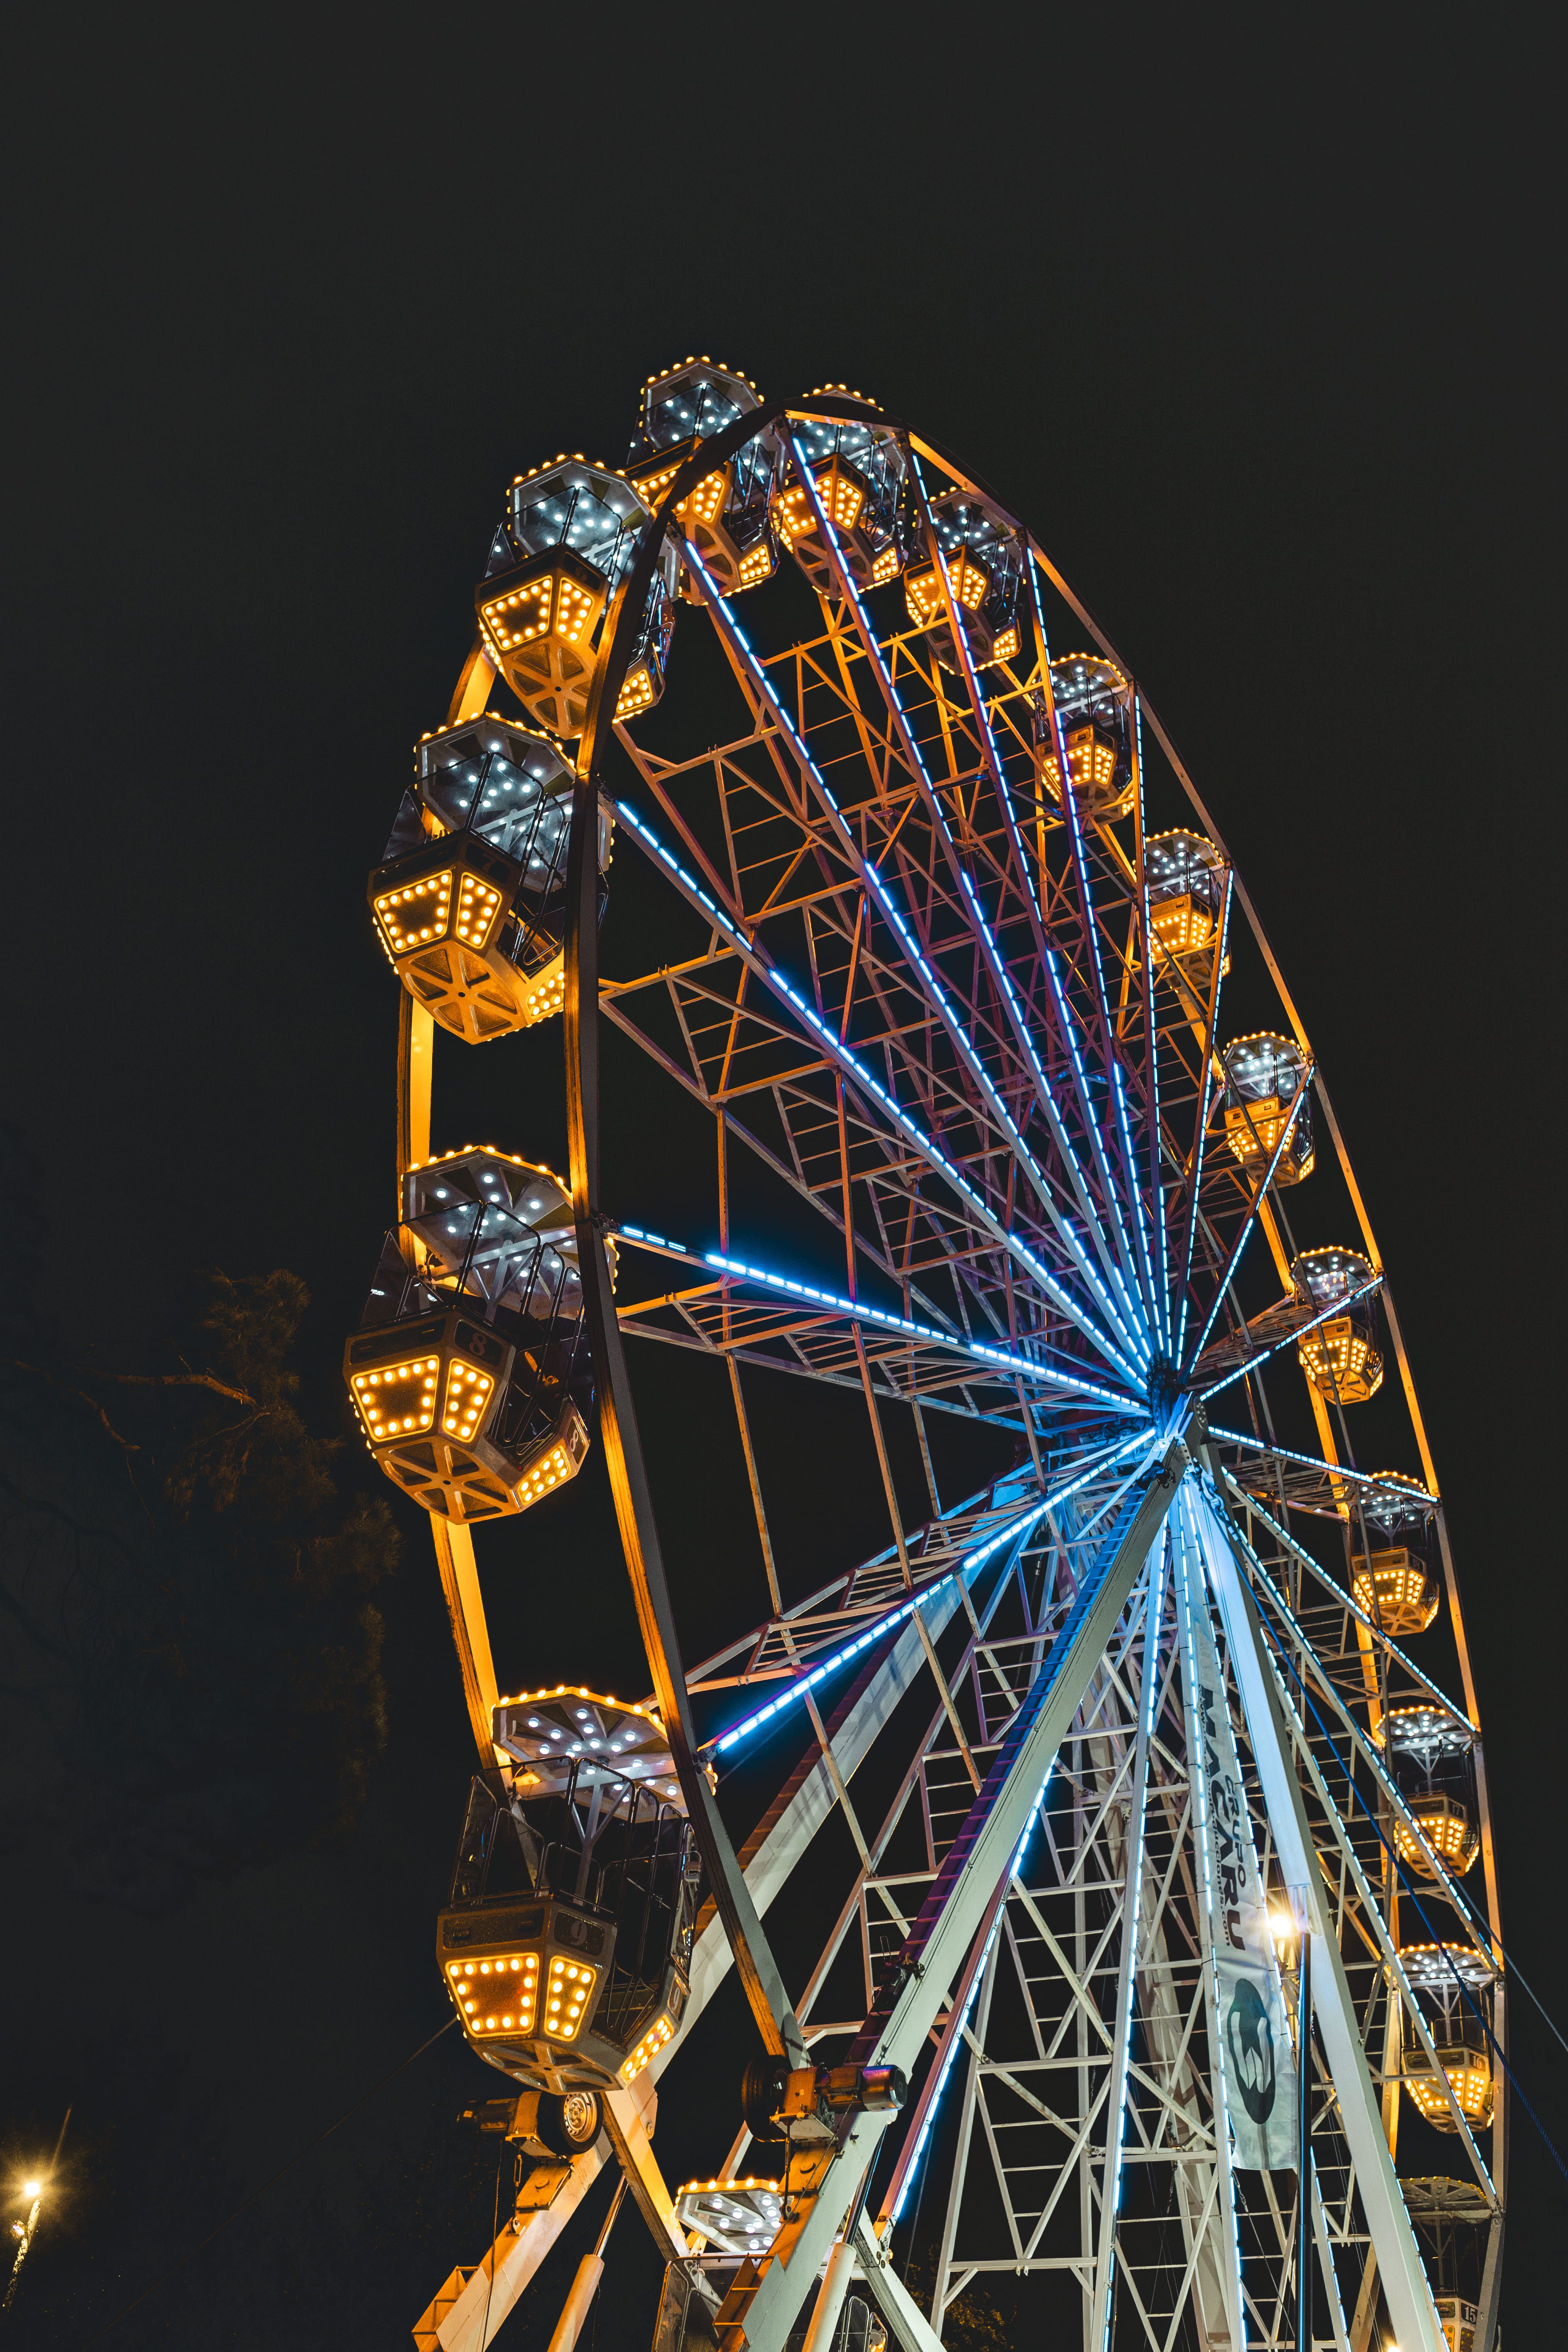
[1292,1246,1384,1404]
[344,1149,605,1522]
[1401,2012,1497,2136]
[772,408,911,593]
[1352,1472,1442,1635]
[368,715,611,1042]
[476,457,678,734]
[1146,829,1228,979]
[1220,1031,1315,1184]
[627,359,784,598]
[1044,655,1136,819]
[437,1691,697,2105]
[1396,1938,1498,2134]
[1385,1704,1483,1884]
[903,489,1025,671]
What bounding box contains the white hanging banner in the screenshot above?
[1187,1542,1299,2171]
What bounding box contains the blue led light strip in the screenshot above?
[707,1434,1155,1758]
[889,1724,1076,2225]
[682,524,1140,1382]
[615,667,1144,1396]
[1211,1474,1466,1726]
[1112,1059,1162,1361]
[709,1589,940,1754]
[615,1226,1140,1410]
[886,1434,1170,2227]
[1047,649,1154,1340]
[888,1509,1164,2227]
[901,453,1062,957]
[1041,947,1150,1360]
[953,866,1145,1366]
[766,457,1145,1370]
[1205,1426,1436,1511]
[905,450,1013,798]
[1005,571,1150,1339]
[887,1867,1010,2223]
[1131,691,1174,1357]
[1174,872,1236,1368]
[1184,1069,1313,1372]
[707,1508,1033,1757]
[701,1250,1143,1412]
[1197,1275,1383,1403]
[1024,557,1153,1341]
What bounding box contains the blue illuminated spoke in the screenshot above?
[1184,1076,1311,1371]
[1174,873,1236,1367]
[670,558,1146,1392]
[1042,643,1156,1340]
[612,799,1148,1395]
[706,1428,1160,1760]
[1132,693,1174,1357]
[769,448,1138,1333]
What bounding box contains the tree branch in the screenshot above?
[2,1359,142,1449]
[58,1365,256,1407]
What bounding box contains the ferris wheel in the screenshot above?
[346,364,1505,2352]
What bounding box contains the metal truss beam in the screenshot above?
[715,1436,1185,2352]
[1193,1488,1445,2352]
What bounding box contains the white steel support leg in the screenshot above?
[1172,1515,1246,2352]
[724,1443,1185,2352]
[1194,1487,1445,2352]
[1086,1548,1166,2352]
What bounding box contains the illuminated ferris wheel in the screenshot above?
[346,364,1504,2352]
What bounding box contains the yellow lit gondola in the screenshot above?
[627,358,783,600]
[368,715,612,1044]
[437,1700,697,2103]
[1393,1790,1481,1877]
[1146,829,1229,980]
[772,408,909,594]
[475,457,677,735]
[344,1151,612,1522]
[903,489,1025,673]
[1292,1247,1383,1403]
[1220,1032,1315,1184]
[1403,2025,1494,2132]
[1041,655,1134,820]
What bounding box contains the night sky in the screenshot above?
[3,11,1561,2346]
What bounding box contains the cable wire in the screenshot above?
[76,2017,458,2345]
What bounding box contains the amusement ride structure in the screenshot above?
[346,365,1503,2352]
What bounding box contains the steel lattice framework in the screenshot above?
[373,378,1503,2352]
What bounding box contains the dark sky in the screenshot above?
[2,7,1561,2345]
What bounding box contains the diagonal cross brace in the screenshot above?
[723,1433,1189,2352]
